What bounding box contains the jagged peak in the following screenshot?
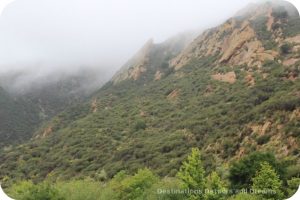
[111,39,154,84]
[171,0,300,70]
[111,32,197,84]
[235,0,299,19]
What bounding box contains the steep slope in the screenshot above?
[0,0,299,184]
[0,68,106,148]
[112,32,197,84]
[0,86,40,147]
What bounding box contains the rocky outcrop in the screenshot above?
[112,39,154,84]
[211,71,236,84]
[111,32,197,84]
[171,1,298,70]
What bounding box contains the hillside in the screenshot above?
[0,0,299,190]
[0,86,40,147]
[0,68,106,148]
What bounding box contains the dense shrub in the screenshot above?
[9,181,65,200]
[229,152,286,190]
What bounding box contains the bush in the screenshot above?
[287,177,300,198]
[228,193,261,200]
[134,120,147,131]
[144,177,186,200]
[229,152,286,190]
[280,43,292,54]
[9,181,65,200]
[56,179,103,200]
[256,135,271,145]
[252,162,283,200]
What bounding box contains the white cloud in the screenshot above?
[287,0,300,13]
[0,0,15,16]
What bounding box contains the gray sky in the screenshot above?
[0,0,297,76]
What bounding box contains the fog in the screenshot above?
[0,0,296,92]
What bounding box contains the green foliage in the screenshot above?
[9,181,65,200]
[177,148,205,189]
[229,152,286,190]
[134,120,147,131]
[228,193,261,200]
[0,42,299,189]
[0,87,41,147]
[280,43,292,54]
[177,148,205,199]
[250,16,274,50]
[287,177,300,198]
[255,135,271,145]
[144,177,186,200]
[108,168,159,200]
[94,169,107,182]
[56,179,103,200]
[252,162,284,200]
[204,172,227,200]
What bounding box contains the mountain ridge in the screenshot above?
[0,0,299,186]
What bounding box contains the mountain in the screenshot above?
[0,0,299,185]
[112,31,197,84]
[0,86,40,147]
[0,68,106,148]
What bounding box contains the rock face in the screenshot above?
[112,39,154,84]
[211,71,237,84]
[111,32,197,84]
[171,0,300,70]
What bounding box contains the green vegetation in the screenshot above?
[280,43,292,54]
[6,149,298,200]
[0,87,41,147]
[250,16,275,50]
[9,181,65,200]
[252,162,284,200]
[229,152,286,190]
[177,148,206,199]
[0,2,299,199]
[1,54,299,185]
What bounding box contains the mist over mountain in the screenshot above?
[0,0,299,199]
[0,0,256,94]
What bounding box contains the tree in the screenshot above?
[252,162,283,200]
[9,181,65,200]
[204,171,227,200]
[114,168,159,200]
[177,148,205,199]
[134,120,146,131]
[280,43,292,54]
[228,193,261,200]
[95,169,107,182]
[229,152,285,190]
[286,177,300,198]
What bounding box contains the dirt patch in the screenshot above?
[266,8,274,31]
[245,73,255,86]
[91,99,98,113]
[42,126,53,138]
[167,89,180,100]
[250,121,271,135]
[140,110,146,117]
[129,65,147,80]
[283,58,299,66]
[290,108,300,120]
[154,70,163,81]
[212,71,236,84]
[285,35,300,44]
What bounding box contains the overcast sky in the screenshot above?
[0,0,299,76]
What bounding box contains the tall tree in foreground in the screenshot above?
[204,171,227,200]
[177,148,205,200]
[252,162,283,200]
